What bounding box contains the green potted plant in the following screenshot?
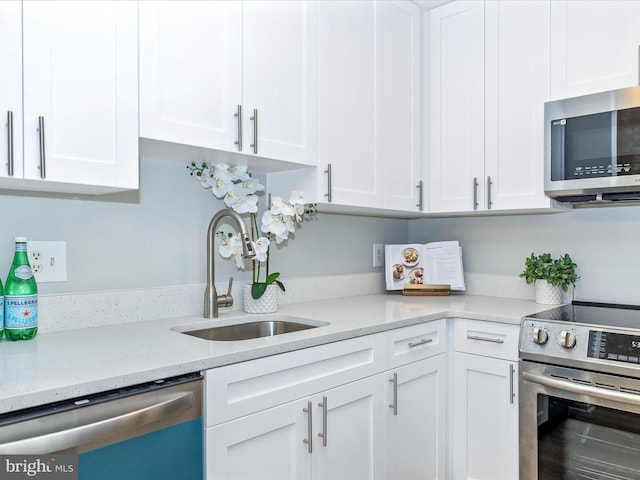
[519,253,579,304]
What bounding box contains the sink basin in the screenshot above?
[175,315,328,341]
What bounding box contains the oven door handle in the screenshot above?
[522,371,640,406]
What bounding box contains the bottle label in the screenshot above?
[5,295,38,329]
[14,265,33,280]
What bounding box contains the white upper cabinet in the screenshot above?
[1,0,139,194]
[428,0,557,213]
[139,1,243,154]
[551,0,640,100]
[242,1,317,165]
[484,0,551,211]
[317,0,421,211]
[0,1,23,182]
[428,1,485,213]
[139,0,317,166]
[317,0,385,208]
[383,0,422,212]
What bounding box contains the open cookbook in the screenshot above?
[384,241,465,291]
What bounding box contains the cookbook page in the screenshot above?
[384,244,425,290]
[423,241,465,291]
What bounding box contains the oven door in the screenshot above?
[520,360,640,480]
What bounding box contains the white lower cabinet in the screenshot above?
[385,355,447,480]
[206,376,384,480]
[204,317,519,480]
[451,319,520,480]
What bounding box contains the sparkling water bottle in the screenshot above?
[0,278,4,340]
[4,237,37,341]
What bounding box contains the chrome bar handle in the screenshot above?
[317,396,327,447]
[303,401,313,453]
[234,105,242,151]
[408,338,432,348]
[467,334,505,344]
[416,180,423,211]
[487,176,493,210]
[509,364,515,404]
[38,116,46,178]
[389,373,398,416]
[522,370,640,407]
[473,177,478,210]
[324,163,332,203]
[6,111,14,176]
[249,109,258,154]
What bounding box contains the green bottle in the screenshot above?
[4,237,38,341]
[0,277,4,340]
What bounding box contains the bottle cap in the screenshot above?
[15,237,27,243]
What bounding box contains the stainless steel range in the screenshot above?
[519,301,640,480]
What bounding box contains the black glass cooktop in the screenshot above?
[525,301,640,330]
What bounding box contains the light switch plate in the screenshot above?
[27,241,67,283]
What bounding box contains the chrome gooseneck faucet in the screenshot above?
[205,209,255,318]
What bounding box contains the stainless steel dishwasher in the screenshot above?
[0,373,203,480]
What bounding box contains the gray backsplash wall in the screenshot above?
[408,206,640,305]
[0,154,408,295]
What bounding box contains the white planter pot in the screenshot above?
[535,281,562,305]
[243,284,279,314]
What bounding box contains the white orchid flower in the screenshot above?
[198,166,215,189]
[225,184,259,213]
[239,177,265,196]
[228,165,250,182]
[218,233,245,269]
[210,172,232,197]
[289,191,306,205]
[261,211,287,238]
[253,237,270,262]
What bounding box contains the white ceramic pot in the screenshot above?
[243,284,279,314]
[535,281,562,305]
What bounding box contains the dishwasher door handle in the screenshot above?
[0,391,195,454]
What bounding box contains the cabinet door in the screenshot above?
[383,0,422,212]
[0,1,22,181]
[428,1,485,212]
[206,398,312,480]
[311,376,385,480]
[485,0,553,211]
[139,1,243,152]
[243,1,317,166]
[452,353,519,480]
[385,355,447,480]
[551,0,640,99]
[22,1,138,191]
[317,0,385,208]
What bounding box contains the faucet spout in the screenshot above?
[205,209,256,318]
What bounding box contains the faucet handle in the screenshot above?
[216,277,234,309]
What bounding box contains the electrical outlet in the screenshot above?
[27,241,67,283]
[373,243,384,268]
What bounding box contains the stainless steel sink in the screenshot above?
[175,316,328,341]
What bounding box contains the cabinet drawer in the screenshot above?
[385,319,447,369]
[205,334,385,426]
[453,318,519,361]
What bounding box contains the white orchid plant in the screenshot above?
[188,162,317,299]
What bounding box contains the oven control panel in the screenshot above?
[587,330,640,364]
[519,321,589,363]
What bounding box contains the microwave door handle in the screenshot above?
[522,370,640,407]
[0,391,194,454]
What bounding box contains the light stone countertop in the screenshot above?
[0,293,554,414]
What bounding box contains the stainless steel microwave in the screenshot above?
[545,85,640,204]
